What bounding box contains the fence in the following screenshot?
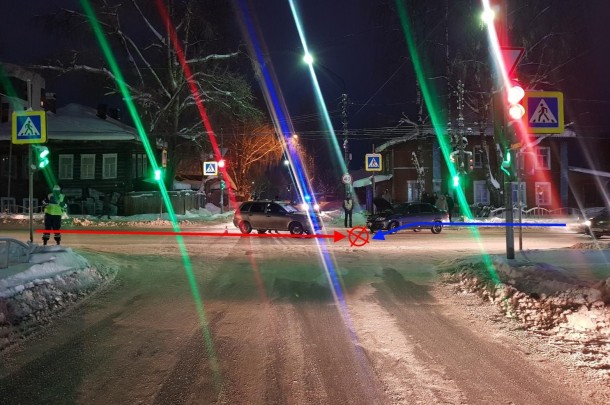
[123,191,198,216]
[476,205,581,219]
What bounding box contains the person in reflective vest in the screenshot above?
[42,184,66,245]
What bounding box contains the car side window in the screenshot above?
[239,202,252,212]
[249,203,265,213]
[408,205,420,214]
[420,204,433,214]
[266,203,285,214]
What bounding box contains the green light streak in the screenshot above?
[287,0,348,177]
[395,1,499,283]
[79,0,221,380]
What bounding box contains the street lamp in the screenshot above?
[303,53,351,188]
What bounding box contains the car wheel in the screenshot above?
[257,229,267,234]
[289,222,304,235]
[431,221,443,234]
[389,221,399,233]
[239,221,252,234]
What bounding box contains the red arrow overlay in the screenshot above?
[35,229,347,243]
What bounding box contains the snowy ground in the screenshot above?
[1,205,608,377]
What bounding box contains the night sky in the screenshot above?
[2,0,609,170]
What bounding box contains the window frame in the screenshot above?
[102,153,118,179]
[473,180,490,205]
[80,154,96,180]
[535,182,552,206]
[536,147,551,170]
[58,154,74,180]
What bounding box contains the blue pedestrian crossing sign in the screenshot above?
[524,91,564,134]
[203,161,218,176]
[12,111,47,144]
[365,153,382,172]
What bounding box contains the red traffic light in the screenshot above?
[218,159,225,168]
[507,85,525,104]
[507,84,525,121]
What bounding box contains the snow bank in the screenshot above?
[438,251,610,377]
[0,248,117,351]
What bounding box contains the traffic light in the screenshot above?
[218,159,225,168]
[220,180,226,190]
[500,148,513,178]
[32,145,50,169]
[507,83,525,121]
[154,168,162,181]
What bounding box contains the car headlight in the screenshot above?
[584,220,591,227]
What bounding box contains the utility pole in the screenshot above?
[220,129,224,214]
[340,93,350,194]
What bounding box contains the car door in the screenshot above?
[398,203,420,228]
[418,203,437,223]
[265,202,289,230]
[246,202,266,228]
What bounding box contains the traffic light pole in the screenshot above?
[504,170,514,259]
[28,145,33,243]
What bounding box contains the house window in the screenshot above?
[535,182,551,206]
[102,153,118,179]
[536,147,551,170]
[473,146,485,168]
[80,154,96,179]
[132,153,148,179]
[473,181,490,205]
[58,154,74,180]
[407,180,420,202]
[512,182,527,207]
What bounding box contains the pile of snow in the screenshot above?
[0,247,117,351]
[438,252,610,376]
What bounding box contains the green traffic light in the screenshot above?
[453,175,460,187]
[154,169,162,181]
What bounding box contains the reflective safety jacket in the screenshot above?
[44,193,66,216]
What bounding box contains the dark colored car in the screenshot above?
[233,200,323,235]
[580,208,610,239]
[367,198,449,234]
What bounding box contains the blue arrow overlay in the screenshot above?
[372,222,567,241]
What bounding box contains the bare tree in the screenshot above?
[33,0,262,185]
[224,124,283,197]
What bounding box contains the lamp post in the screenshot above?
[303,53,350,192]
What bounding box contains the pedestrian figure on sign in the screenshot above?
[343,193,353,228]
[537,103,550,122]
[42,184,66,246]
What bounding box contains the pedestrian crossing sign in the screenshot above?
[365,153,382,172]
[12,111,47,144]
[524,91,564,134]
[203,161,218,176]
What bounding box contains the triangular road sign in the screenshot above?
[500,46,525,76]
[368,157,379,168]
[530,99,558,124]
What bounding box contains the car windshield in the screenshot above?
[280,203,299,213]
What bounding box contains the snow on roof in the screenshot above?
[0,103,138,141]
[353,174,393,188]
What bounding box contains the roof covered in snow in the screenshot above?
[0,103,138,141]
